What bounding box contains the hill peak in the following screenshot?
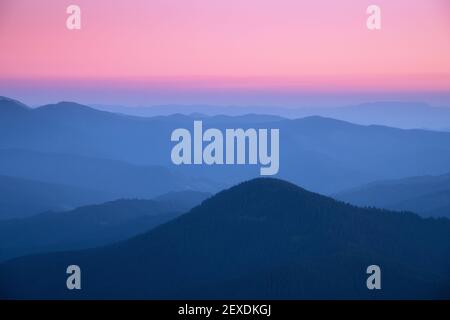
[294,115,359,127]
[231,177,316,194]
[233,177,305,191]
[37,101,99,112]
[189,177,334,222]
[0,96,30,113]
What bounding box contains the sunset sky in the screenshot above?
[0,0,449,106]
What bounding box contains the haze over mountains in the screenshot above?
[335,173,450,218]
[0,149,217,207]
[2,96,450,198]
[92,101,450,131]
[0,191,210,262]
[1,95,450,299]
[1,179,449,299]
[0,174,112,219]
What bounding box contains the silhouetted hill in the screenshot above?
[36,101,127,123]
[2,97,450,194]
[0,175,112,219]
[0,192,209,262]
[1,178,449,299]
[0,96,30,115]
[335,173,450,218]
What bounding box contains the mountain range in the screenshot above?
[2,96,450,196]
[0,174,114,219]
[335,173,450,218]
[1,178,449,299]
[0,191,210,262]
[0,148,218,214]
[1,96,450,299]
[92,101,450,131]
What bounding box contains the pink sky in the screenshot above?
[0,0,449,105]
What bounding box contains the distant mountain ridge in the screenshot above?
[335,173,450,218]
[0,149,219,202]
[4,96,450,130]
[0,174,113,219]
[2,96,450,195]
[0,190,210,262]
[91,101,450,130]
[0,96,30,113]
[1,178,449,299]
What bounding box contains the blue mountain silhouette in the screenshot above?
[1,178,449,299]
[2,97,450,195]
[0,191,210,262]
[335,172,450,218]
[0,174,112,219]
